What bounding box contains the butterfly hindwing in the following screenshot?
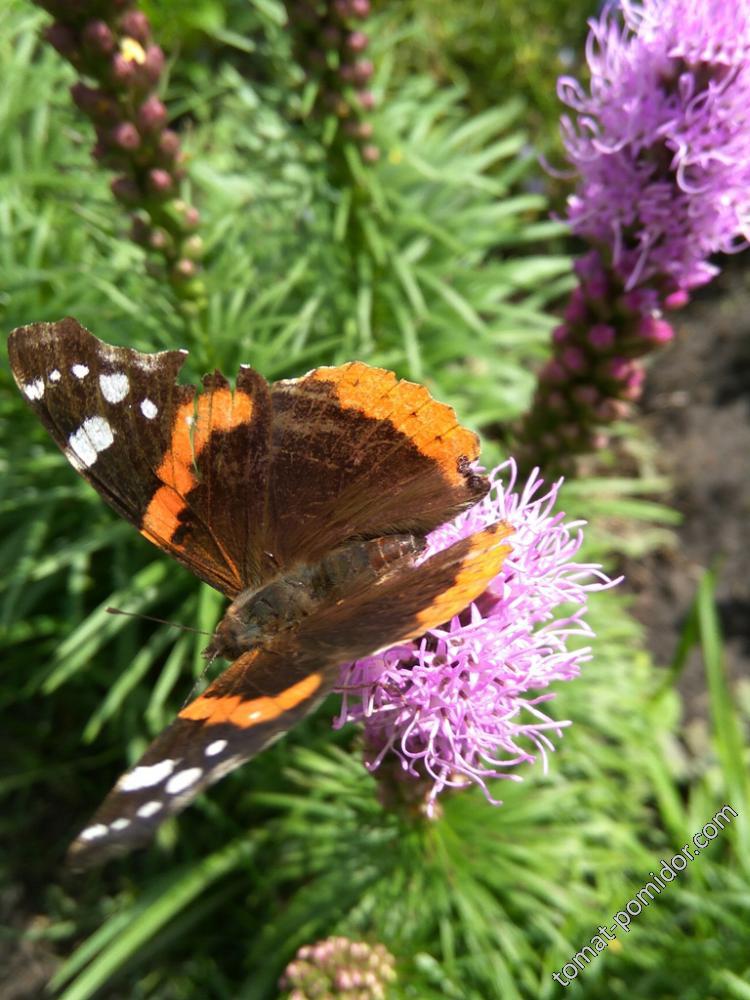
[67,646,329,867]
[67,523,512,867]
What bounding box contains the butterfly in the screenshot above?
[9,318,512,867]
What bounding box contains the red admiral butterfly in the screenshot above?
[9,318,512,866]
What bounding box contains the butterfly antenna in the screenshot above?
[105,607,213,637]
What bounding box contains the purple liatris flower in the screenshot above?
[559,0,750,292]
[335,461,617,815]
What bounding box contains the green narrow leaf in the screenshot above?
[697,569,750,867]
[52,837,258,1000]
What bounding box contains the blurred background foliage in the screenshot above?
[1,0,749,998]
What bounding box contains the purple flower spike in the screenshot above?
[638,314,674,344]
[559,0,750,292]
[335,461,618,814]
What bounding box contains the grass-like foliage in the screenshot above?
[1,2,748,998]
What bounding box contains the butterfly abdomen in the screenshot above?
[208,534,425,661]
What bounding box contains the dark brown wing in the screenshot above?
[266,362,488,567]
[8,319,272,596]
[66,522,512,867]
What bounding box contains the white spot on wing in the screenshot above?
[166,767,203,795]
[99,371,130,403]
[80,824,108,841]
[110,817,131,831]
[49,369,61,382]
[248,710,262,721]
[137,800,163,818]
[71,364,89,379]
[67,416,114,467]
[24,378,45,400]
[140,398,158,419]
[119,759,176,792]
[205,739,228,757]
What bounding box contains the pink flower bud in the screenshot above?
[540,359,566,383]
[44,23,77,59]
[563,286,587,324]
[173,258,196,278]
[562,346,586,373]
[111,53,136,84]
[111,122,140,151]
[588,323,615,349]
[573,250,605,286]
[347,31,369,52]
[119,10,150,44]
[111,175,140,204]
[350,0,371,16]
[157,130,181,161]
[638,315,674,344]
[596,399,620,421]
[573,252,609,301]
[621,287,659,314]
[623,365,645,399]
[592,432,609,450]
[70,82,98,113]
[182,205,200,228]
[353,58,374,83]
[83,19,115,55]
[143,45,165,84]
[664,288,690,310]
[147,168,173,196]
[551,324,569,345]
[339,62,356,83]
[573,385,599,406]
[137,95,167,133]
[608,357,631,381]
[356,89,376,110]
[149,228,170,250]
[362,143,380,162]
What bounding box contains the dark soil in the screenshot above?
[625,262,750,719]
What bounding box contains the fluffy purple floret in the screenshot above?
[334,461,617,813]
[559,0,750,290]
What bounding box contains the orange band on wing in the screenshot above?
[309,363,479,485]
[140,388,255,545]
[179,671,324,728]
[414,522,514,633]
